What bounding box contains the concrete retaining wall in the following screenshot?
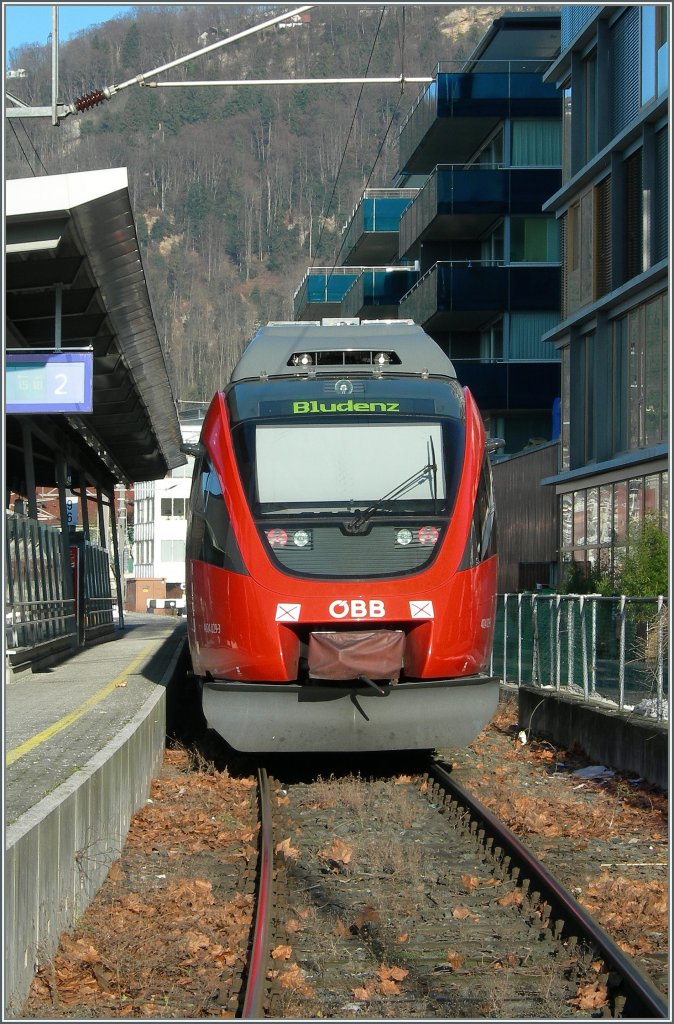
[517,685,668,791]
[4,689,167,1017]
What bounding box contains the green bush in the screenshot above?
[618,519,668,598]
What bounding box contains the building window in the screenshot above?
[511,120,561,166]
[160,539,186,562]
[475,127,503,166]
[160,497,188,519]
[624,149,644,279]
[641,5,669,104]
[565,189,594,312]
[581,333,596,463]
[623,295,668,450]
[583,51,598,161]
[481,222,504,264]
[612,316,628,455]
[510,216,559,262]
[560,343,570,470]
[562,82,572,181]
[559,472,668,579]
[479,321,503,361]
[594,175,612,298]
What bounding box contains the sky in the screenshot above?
[5,4,137,59]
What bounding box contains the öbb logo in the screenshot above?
[328,599,386,619]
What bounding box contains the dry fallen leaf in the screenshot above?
[446,949,465,969]
[275,837,300,860]
[320,837,353,866]
[353,905,381,931]
[107,860,125,883]
[452,906,480,921]
[497,888,523,907]
[353,987,370,1001]
[571,980,608,1010]
[378,978,401,995]
[271,944,292,961]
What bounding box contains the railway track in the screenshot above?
[240,760,668,1020]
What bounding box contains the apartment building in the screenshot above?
[294,12,563,456]
[542,4,669,580]
[130,413,204,609]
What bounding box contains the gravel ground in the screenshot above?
[21,695,668,1019]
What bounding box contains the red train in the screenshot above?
[185,320,499,752]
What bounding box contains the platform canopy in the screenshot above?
[5,167,185,484]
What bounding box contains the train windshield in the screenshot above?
[256,423,445,509]
[228,378,465,520]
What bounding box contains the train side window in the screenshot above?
[459,454,497,570]
[187,455,247,574]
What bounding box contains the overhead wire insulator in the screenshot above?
[73,89,107,112]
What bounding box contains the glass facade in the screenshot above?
[511,119,562,165]
[560,470,668,576]
[510,216,559,262]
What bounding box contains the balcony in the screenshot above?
[293,268,360,320]
[293,266,419,321]
[399,261,561,331]
[454,360,561,412]
[398,68,561,174]
[341,267,419,319]
[340,189,418,266]
[398,165,562,257]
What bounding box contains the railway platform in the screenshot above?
[4,611,187,1017]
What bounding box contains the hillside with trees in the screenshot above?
[5,4,541,405]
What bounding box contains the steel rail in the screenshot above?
[240,767,274,1019]
[430,760,668,1019]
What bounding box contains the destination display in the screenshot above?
[6,352,94,413]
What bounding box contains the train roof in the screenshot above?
[230,319,458,383]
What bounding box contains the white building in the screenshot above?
[132,414,204,609]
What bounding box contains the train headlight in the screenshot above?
[292,352,313,366]
[292,529,310,548]
[418,526,439,545]
[374,351,391,366]
[395,528,413,546]
[266,528,288,547]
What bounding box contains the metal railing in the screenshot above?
[5,511,75,651]
[491,593,669,722]
[82,542,115,634]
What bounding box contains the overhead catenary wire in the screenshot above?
[325,6,408,278]
[7,119,40,175]
[310,5,387,272]
[18,120,49,174]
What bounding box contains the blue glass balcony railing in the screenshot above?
[398,70,561,173]
[399,261,561,327]
[293,268,360,319]
[341,268,419,318]
[293,266,420,321]
[340,189,418,265]
[398,166,561,256]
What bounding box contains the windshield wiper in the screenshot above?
[344,439,437,535]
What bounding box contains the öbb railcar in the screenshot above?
[185,320,499,752]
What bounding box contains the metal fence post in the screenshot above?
[656,595,664,719]
[503,592,509,685]
[618,595,626,711]
[590,598,597,696]
[554,594,561,690]
[531,594,539,685]
[517,592,523,686]
[580,595,589,700]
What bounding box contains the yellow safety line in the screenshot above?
[5,640,159,767]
